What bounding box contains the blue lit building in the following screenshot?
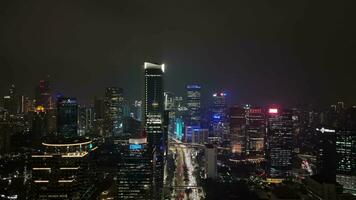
[175,118,184,141]
[184,126,208,144]
[57,97,78,137]
[211,92,229,141]
[186,84,201,126]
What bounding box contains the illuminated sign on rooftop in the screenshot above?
[129,144,142,150]
[268,108,278,114]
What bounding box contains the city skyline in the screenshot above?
[1,1,356,200]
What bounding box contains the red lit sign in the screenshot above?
[268,108,278,114]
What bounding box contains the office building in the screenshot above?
[205,144,217,179]
[78,105,94,136]
[246,107,265,158]
[266,108,293,183]
[229,106,246,155]
[117,137,152,199]
[35,78,53,110]
[104,87,124,137]
[184,126,208,144]
[57,97,78,137]
[143,62,166,199]
[335,107,356,195]
[186,84,201,126]
[211,92,228,139]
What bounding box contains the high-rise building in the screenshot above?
[57,97,78,137]
[143,62,166,199]
[164,92,176,137]
[31,138,96,199]
[94,98,105,136]
[104,87,124,137]
[205,144,217,179]
[117,137,152,199]
[35,78,53,110]
[186,85,201,126]
[31,106,48,147]
[211,92,229,141]
[266,108,293,183]
[335,107,356,195]
[229,106,246,155]
[3,84,21,115]
[78,105,94,136]
[184,126,208,144]
[246,107,265,158]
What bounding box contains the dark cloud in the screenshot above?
[0,0,355,106]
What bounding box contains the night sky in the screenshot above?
[0,0,355,106]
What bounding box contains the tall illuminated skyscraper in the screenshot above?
[246,107,265,158]
[335,107,356,195]
[104,87,124,137]
[57,97,78,137]
[266,108,293,183]
[186,84,201,126]
[143,62,165,199]
[211,92,229,141]
[229,106,246,155]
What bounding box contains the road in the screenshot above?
[170,141,204,200]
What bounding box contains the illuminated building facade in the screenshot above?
[211,92,229,141]
[31,138,96,199]
[266,108,293,183]
[117,137,152,199]
[174,118,183,141]
[78,105,94,136]
[335,107,356,195]
[186,85,201,126]
[35,78,53,110]
[57,97,78,137]
[229,106,246,155]
[164,92,176,137]
[184,126,208,144]
[143,62,166,199]
[245,107,265,157]
[104,87,124,137]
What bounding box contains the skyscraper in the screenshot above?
[246,107,265,158]
[104,87,124,137]
[143,62,165,199]
[94,98,105,136]
[186,84,201,126]
[35,78,52,110]
[117,137,152,199]
[211,92,229,141]
[78,105,94,136]
[266,108,293,183]
[335,107,356,195]
[57,97,78,137]
[229,106,246,155]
